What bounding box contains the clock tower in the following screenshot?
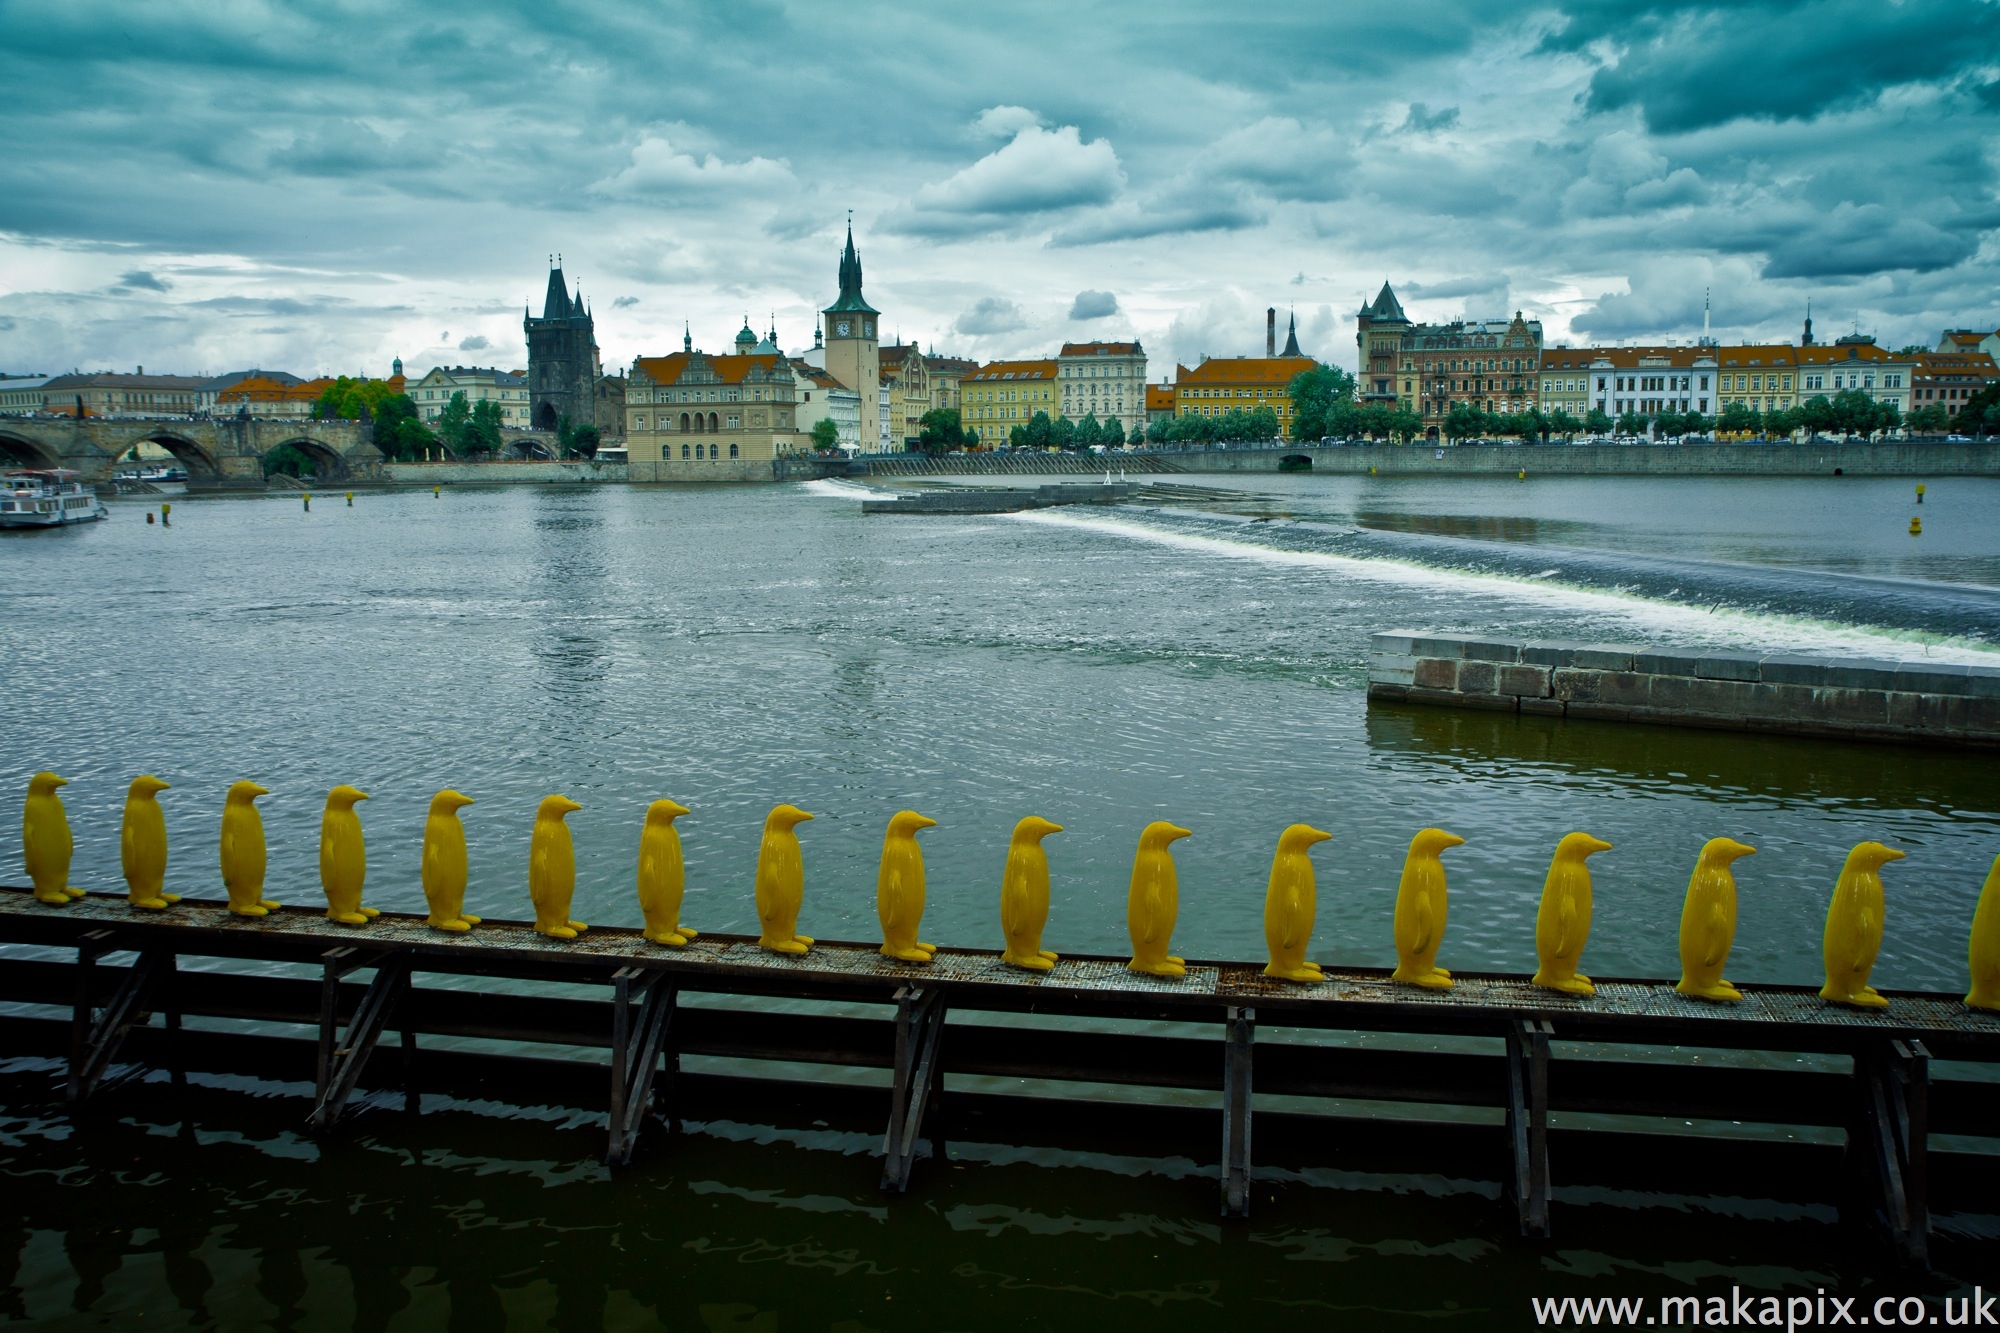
[822,221,881,450]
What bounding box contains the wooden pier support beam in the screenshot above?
[606,966,678,1167]
[881,985,945,1193]
[1851,1038,1930,1271]
[1221,1005,1255,1217]
[311,949,411,1130]
[67,931,176,1106]
[1506,1018,1554,1237]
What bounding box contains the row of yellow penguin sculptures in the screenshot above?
[17,772,2000,1012]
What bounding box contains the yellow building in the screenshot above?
[1173,355,1315,431]
[879,343,931,448]
[1713,346,1798,416]
[961,360,1057,441]
[624,342,807,480]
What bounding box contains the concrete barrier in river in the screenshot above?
[1368,630,2000,748]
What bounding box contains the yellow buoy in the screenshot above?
[1916,483,1926,504]
[433,485,440,498]
[161,502,171,526]
[303,492,311,511]
[1910,516,1922,535]
[1518,469,1526,480]
[345,491,353,506]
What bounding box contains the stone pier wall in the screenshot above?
[1367,631,2000,748]
[383,460,628,485]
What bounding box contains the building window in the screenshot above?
[681,444,690,459]
[729,443,739,458]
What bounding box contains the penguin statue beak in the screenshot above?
[910,814,938,831]
[247,783,270,798]
[653,798,690,818]
[1164,823,1193,842]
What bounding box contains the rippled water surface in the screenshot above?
[3,475,1999,1326]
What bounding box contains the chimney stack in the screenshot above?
[1266,309,1276,357]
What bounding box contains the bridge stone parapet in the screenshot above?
[0,416,382,488]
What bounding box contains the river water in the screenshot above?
[3,473,1998,1326]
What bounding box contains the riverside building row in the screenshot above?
[1357,282,1996,436]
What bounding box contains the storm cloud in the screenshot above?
[0,0,1994,378]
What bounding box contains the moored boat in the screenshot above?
[0,469,109,528]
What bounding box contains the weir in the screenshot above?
[4,886,1995,1269]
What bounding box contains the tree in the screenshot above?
[1385,406,1422,443]
[1052,414,1078,450]
[1962,383,2000,436]
[465,399,505,455]
[1677,410,1709,438]
[1022,410,1055,450]
[1288,363,1358,440]
[1653,410,1684,439]
[1076,414,1103,450]
[263,442,316,478]
[917,408,964,452]
[372,393,434,461]
[1907,404,1948,435]
[1583,407,1613,436]
[1442,402,1485,443]
[1146,417,1171,444]
[1797,395,1836,437]
[1717,401,1761,436]
[1544,409,1583,441]
[809,417,841,451]
[571,423,600,457]
[436,391,473,454]
[964,426,982,449]
[1762,406,1799,439]
[1614,409,1648,436]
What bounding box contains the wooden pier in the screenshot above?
[3,885,1997,1269]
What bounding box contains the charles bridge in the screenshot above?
[0,417,575,488]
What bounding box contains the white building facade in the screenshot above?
[1057,341,1146,440]
[409,366,533,426]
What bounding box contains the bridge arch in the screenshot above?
[0,430,61,470]
[114,430,221,480]
[264,435,354,482]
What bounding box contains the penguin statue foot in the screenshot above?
[761,937,810,955]
[230,904,270,917]
[258,899,282,911]
[129,896,179,911]
[1262,963,1323,984]
[328,911,372,926]
[1432,967,1452,979]
[645,930,689,947]
[1039,950,1058,962]
[1392,966,1455,990]
[673,926,697,941]
[358,906,381,919]
[567,920,589,933]
[794,933,814,947]
[539,925,579,940]
[881,946,934,964]
[914,941,937,955]
[1676,980,1742,1003]
[428,918,472,933]
[1533,970,1596,996]
[1128,959,1187,978]
[1823,984,1889,1009]
[1001,950,1055,971]
[460,914,481,926]
[32,889,71,906]
[1166,955,1185,967]
[60,886,86,900]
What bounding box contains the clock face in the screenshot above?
[836,321,851,336]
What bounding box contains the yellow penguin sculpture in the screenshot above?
[1127,821,1193,978]
[1532,832,1614,996]
[421,789,479,932]
[754,803,815,954]
[23,772,83,904]
[877,810,939,964]
[1262,824,1333,983]
[528,794,588,939]
[1392,827,1467,989]
[1966,854,2000,1012]
[220,781,278,916]
[319,785,377,925]
[1819,840,1906,1009]
[121,775,179,910]
[999,815,1064,970]
[636,798,698,946]
[1674,837,1758,1003]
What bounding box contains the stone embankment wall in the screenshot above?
[1154,440,2000,476]
[1367,631,2000,748]
[383,460,628,485]
[860,452,1184,476]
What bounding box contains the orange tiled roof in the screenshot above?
[1558,346,1722,369]
[217,375,324,403]
[1146,385,1177,410]
[632,352,791,387]
[966,359,1057,382]
[1911,353,1998,381]
[1176,356,1315,385]
[1793,343,1896,366]
[1059,342,1141,356]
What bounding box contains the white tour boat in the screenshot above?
[0,470,109,528]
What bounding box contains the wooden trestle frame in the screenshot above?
[6,887,1996,1269]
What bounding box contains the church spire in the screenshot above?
[1281,310,1301,357]
[824,215,879,317]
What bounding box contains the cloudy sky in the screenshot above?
[2,0,1996,382]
